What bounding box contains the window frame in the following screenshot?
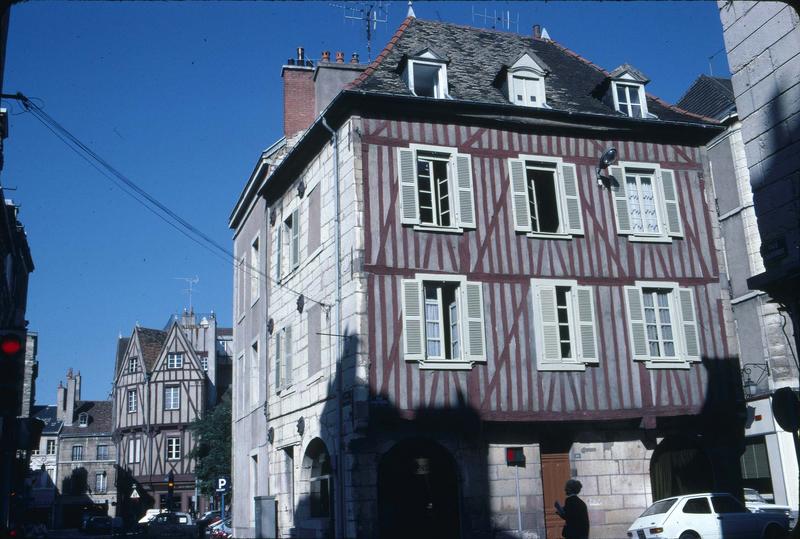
[166,352,184,369]
[406,57,449,99]
[275,325,293,393]
[610,161,683,241]
[78,412,88,427]
[71,445,83,462]
[612,80,649,118]
[127,389,138,414]
[97,445,109,461]
[164,385,180,411]
[46,439,56,455]
[127,356,139,374]
[625,281,701,369]
[166,436,182,461]
[95,472,107,494]
[128,438,142,464]
[397,143,476,232]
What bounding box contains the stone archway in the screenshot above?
[377,438,460,539]
[650,435,714,501]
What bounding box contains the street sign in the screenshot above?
[130,488,140,499]
[216,477,229,493]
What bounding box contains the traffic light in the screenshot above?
[0,330,26,417]
[166,470,175,512]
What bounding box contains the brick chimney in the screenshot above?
[282,46,316,139]
[56,381,66,422]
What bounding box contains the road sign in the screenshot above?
[130,488,140,499]
[216,477,229,493]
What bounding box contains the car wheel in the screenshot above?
[763,524,788,539]
[679,532,700,539]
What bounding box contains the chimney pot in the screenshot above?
[351,52,359,64]
[288,58,295,65]
[322,51,331,62]
[297,47,305,62]
[533,25,542,39]
[335,51,345,63]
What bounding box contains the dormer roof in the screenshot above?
[608,63,650,84]
[508,51,550,74]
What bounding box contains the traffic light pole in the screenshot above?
[0,417,13,528]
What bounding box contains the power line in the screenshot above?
[5,92,331,310]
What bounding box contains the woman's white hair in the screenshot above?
[565,479,583,495]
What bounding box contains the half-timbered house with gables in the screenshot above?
[230,17,744,539]
[112,311,232,520]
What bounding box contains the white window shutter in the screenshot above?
[275,225,283,281]
[274,333,282,390]
[462,281,486,362]
[624,286,649,360]
[285,325,293,385]
[291,209,300,268]
[454,154,476,228]
[398,148,420,224]
[610,166,631,234]
[660,169,683,237]
[509,158,532,232]
[678,288,700,361]
[560,163,583,235]
[576,286,598,364]
[401,279,424,361]
[537,285,561,363]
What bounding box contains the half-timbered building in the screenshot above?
[230,17,744,539]
[112,311,232,520]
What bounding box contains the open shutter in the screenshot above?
[402,279,424,361]
[398,148,420,224]
[560,163,584,234]
[509,158,532,232]
[576,286,598,364]
[625,286,649,360]
[274,333,282,390]
[274,225,282,281]
[537,284,561,363]
[610,166,631,234]
[660,169,683,237]
[678,288,700,361]
[285,325,293,385]
[454,154,476,228]
[462,281,486,362]
[291,209,300,269]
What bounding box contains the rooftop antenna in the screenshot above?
[707,46,726,76]
[472,6,519,32]
[330,2,389,62]
[174,276,199,313]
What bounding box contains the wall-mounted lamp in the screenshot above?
[596,147,617,187]
[741,362,770,397]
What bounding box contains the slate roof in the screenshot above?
[31,405,62,435]
[136,327,167,371]
[115,336,130,377]
[676,75,736,121]
[351,18,709,125]
[60,400,113,437]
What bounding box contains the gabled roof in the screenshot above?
[60,400,113,437]
[676,75,736,121]
[31,405,62,435]
[135,327,167,371]
[351,18,704,124]
[608,63,650,83]
[115,336,130,378]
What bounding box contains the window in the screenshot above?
[164,385,180,410]
[397,145,476,230]
[46,440,55,455]
[167,437,181,460]
[128,438,141,464]
[711,495,748,514]
[71,445,83,461]
[404,52,448,99]
[250,235,260,303]
[97,445,109,460]
[95,472,107,493]
[32,446,40,455]
[613,82,648,118]
[610,163,682,240]
[505,53,548,108]
[531,280,598,371]
[683,497,711,514]
[285,210,300,272]
[509,156,582,237]
[274,222,283,281]
[127,390,138,413]
[283,447,295,524]
[167,353,183,369]
[250,340,259,407]
[625,282,700,369]
[275,325,293,391]
[306,441,332,518]
[78,412,88,427]
[201,356,208,372]
[402,275,486,369]
[128,356,139,373]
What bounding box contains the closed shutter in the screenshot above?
[284,325,293,385]
[625,286,649,360]
[509,158,532,232]
[291,209,300,269]
[275,225,282,281]
[307,185,321,255]
[402,279,424,361]
[610,166,631,234]
[454,153,476,228]
[537,285,561,363]
[462,281,486,362]
[398,148,419,224]
[660,169,683,237]
[576,286,598,363]
[560,163,584,234]
[274,333,282,390]
[678,288,700,361]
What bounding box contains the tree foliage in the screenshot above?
[188,389,232,496]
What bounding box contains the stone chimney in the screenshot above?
[533,25,542,39]
[64,369,76,426]
[282,46,316,139]
[56,381,66,422]
[74,370,81,401]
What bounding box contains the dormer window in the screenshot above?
[78,412,88,427]
[505,53,549,108]
[404,50,448,99]
[613,82,647,118]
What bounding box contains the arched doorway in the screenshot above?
[650,436,714,501]
[299,438,334,538]
[378,438,460,539]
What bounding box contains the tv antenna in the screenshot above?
[330,2,389,62]
[472,6,519,33]
[175,276,200,312]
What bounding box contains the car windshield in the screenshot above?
[641,498,678,517]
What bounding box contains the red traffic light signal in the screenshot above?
[0,330,26,417]
[0,334,23,356]
[506,447,525,466]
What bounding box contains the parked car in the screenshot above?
[138,509,166,524]
[196,511,220,539]
[744,488,796,526]
[208,519,231,539]
[82,516,113,535]
[627,493,790,539]
[145,512,195,539]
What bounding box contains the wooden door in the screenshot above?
[541,452,571,539]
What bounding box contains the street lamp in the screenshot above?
[741,363,770,397]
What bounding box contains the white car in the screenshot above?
[627,493,789,539]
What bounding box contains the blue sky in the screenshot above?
[2,1,729,402]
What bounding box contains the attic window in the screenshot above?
[505,53,548,108]
[612,81,648,118]
[78,412,88,427]
[405,52,448,99]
